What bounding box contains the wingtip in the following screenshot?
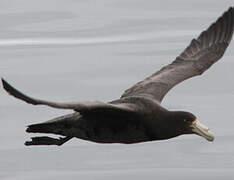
[1,78,12,94]
[1,77,6,86]
[1,79,40,105]
[228,6,234,14]
[1,78,22,99]
[227,6,234,16]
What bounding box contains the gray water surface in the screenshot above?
[1,0,234,179]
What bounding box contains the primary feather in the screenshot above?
[121,7,234,103]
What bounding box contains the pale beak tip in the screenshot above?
[191,119,214,142]
[206,131,215,142]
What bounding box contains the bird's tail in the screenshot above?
[25,112,81,146]
[26,112,81,135]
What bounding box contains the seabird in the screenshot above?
[2,7,234,146]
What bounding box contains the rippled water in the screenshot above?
[1,0,234,179]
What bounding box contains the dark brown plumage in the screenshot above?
[2,7,234,146]
[122,7,234,102]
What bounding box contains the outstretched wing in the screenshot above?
[121,7,234,103]
[1,78,137,114]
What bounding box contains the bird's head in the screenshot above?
[174,111,214,142]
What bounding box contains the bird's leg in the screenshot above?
[25,136,73,146]
[57,136,73,146]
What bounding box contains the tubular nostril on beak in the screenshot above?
[191,119,214,142]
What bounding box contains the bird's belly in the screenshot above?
[73,115,151,144]
[89,126,149,144]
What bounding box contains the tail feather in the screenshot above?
[26,112,81,136]
[25,112,80,146]
[26,123,58,134]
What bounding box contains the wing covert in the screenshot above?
[121,7,234,103]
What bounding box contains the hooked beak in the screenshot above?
[190,119,214,142]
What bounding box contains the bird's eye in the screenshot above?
[183,119,187,122]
